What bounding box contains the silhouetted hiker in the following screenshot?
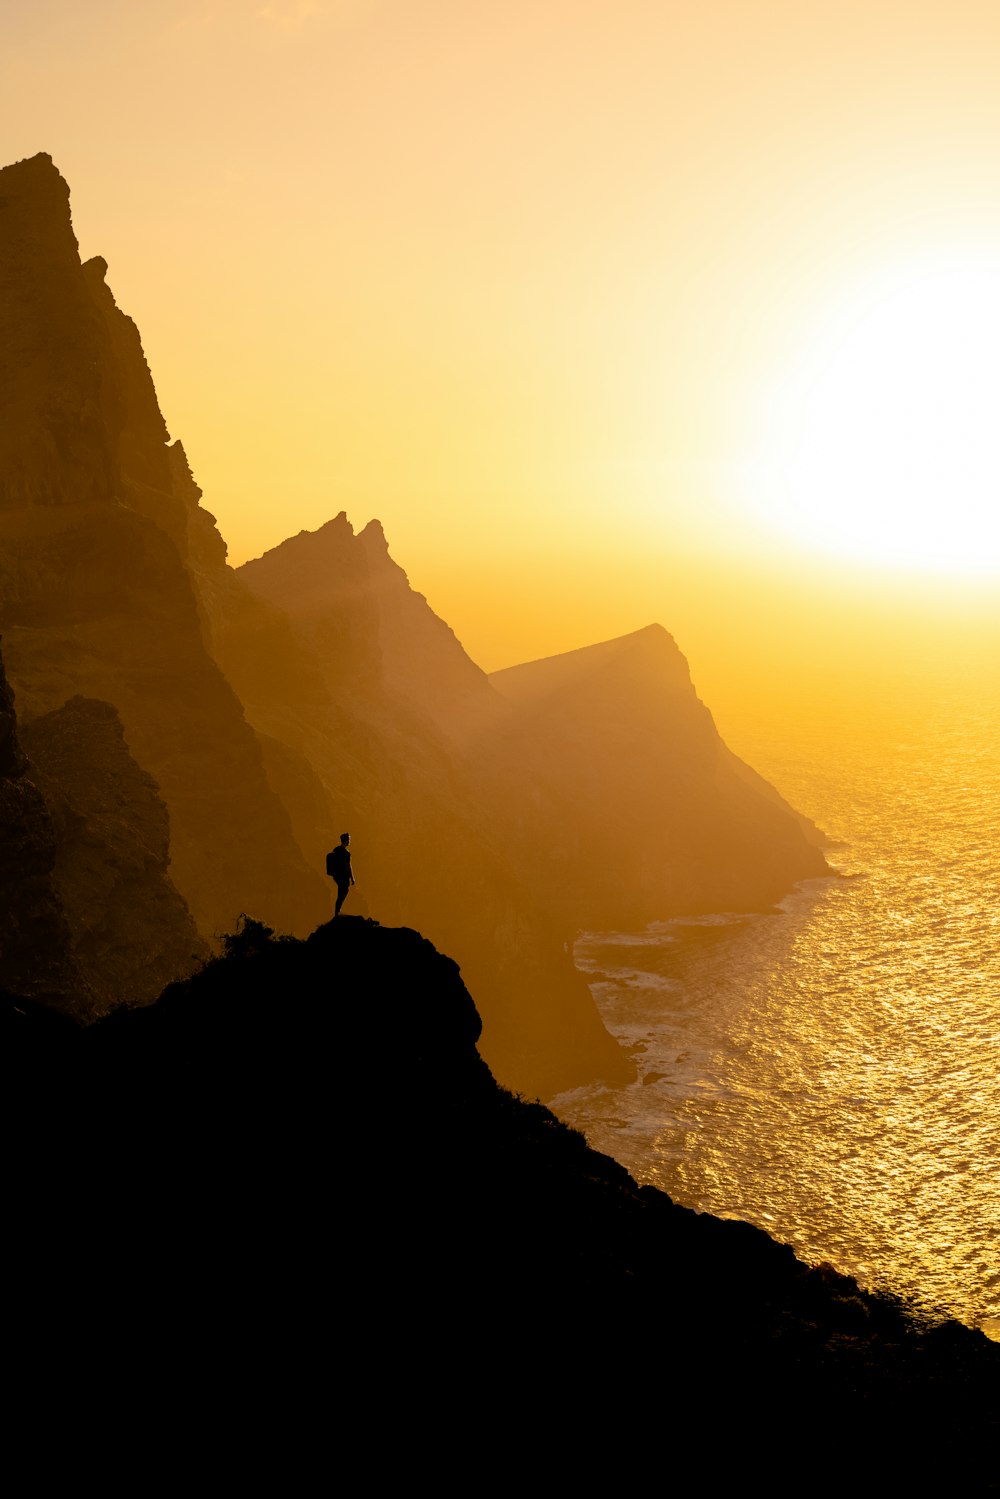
[326,833,355,916]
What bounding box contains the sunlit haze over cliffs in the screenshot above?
[5,0,1000,698]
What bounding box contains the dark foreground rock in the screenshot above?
[5,918,996,1488]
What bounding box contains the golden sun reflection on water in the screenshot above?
[556,677,1000,1337]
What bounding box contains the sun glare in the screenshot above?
[743,259,1000,574]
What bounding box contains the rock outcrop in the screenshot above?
[20,695,208,1010]
[2,638,205,1016]
[5,918,996,1486]
[0,642,89,1010]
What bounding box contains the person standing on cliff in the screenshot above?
[327,833,356,917]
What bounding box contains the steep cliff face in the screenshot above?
[355,518,500,745]
[1,151,828,1095]
[232,515,627,1096]
[233,520,827,1092]
[237,521,829,938]
[0,152,622,1090]
[0,160,114,511]
[489,625,828,926]
[0,153,328,942]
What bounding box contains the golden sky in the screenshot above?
[4,0,1000,693]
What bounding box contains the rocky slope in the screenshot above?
[5,917,996,1487]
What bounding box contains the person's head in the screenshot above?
[340,832,350,845]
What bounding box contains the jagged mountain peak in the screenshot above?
[239,510,372,617]
[242,511,362,570]
[277,511,356,550]
[238,509,494,733]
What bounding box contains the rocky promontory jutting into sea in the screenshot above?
[0,150,827,1096]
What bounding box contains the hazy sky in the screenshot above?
[5,0,1000,688]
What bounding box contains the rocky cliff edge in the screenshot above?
[5,916,996,1485]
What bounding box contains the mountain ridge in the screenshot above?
[2,151,827,1096]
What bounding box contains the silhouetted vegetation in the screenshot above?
[219,912,293,960]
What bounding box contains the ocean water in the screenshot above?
[552,669,1000,1338]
